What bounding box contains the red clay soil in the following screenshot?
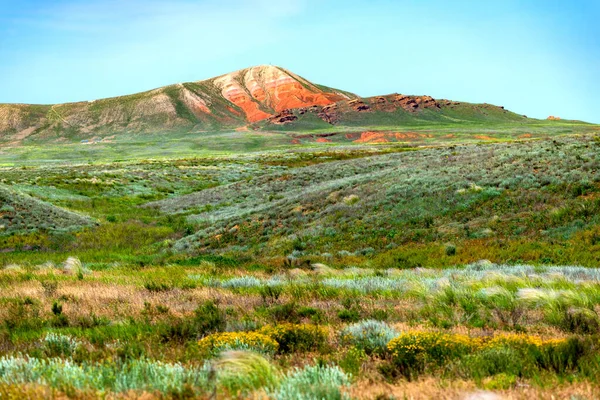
[353,131,432,143]
[216,66,351,123]
[354,131,390,143]
[244,66,346,112]
[475,135,495,140]
[221,86,272,122]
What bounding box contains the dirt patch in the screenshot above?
[354,131,389,143]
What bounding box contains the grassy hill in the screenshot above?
[0,185,93,237]
[146,134,600,267]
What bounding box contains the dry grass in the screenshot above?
[349,378,600,400]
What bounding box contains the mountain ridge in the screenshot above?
[0,65,359,144]
[0,65,582,145]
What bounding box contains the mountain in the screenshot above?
[0,65,357,144]
[0,65,575,144]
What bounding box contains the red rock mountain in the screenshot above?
[0,65,357,143]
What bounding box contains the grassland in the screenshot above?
[1,125,600,398]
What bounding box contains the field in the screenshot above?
[1,125,600,399]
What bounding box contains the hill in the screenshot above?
[0,185,93,236]
[147,135,600,264]
[0,65,356,144]
[258,93,529,132]
[0,65,583,146]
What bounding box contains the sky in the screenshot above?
[0,0,598,122]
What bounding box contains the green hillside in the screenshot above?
[0,185,93,236]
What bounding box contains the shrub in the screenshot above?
[482,373,517,390]
[338,347,367,376]
[144,281,172,292]
[259,285,283,305]
[268,302,300,323]
[260,324,328,354]
[562,307,600,334]
[158,301,225,342]
[194,301,226,335]
[387,331,475,379]
[340,320,399,356]
[214,350,280,396]
[483,333,565,351]
[458,346,529,379]
[271,364,351,400]
[337,309,360,323]
[0,356,211,395]
[198,332,278,356]
[42,333,81,357]
[445,244,456,256]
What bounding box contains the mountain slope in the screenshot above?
[258,93,530,131]
[0,185,93,236]
[0,65,586,145]
[0,65,356,144]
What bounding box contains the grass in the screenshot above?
[1,127,600,397]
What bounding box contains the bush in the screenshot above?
[195,301,226,335]
[271,364,350,400]
[482,373,517,390]
[562,307,600,334]
[42,333,81,357]
[445,243,456,256]
[337,309,360,323]
[387,331,475,379]
[158,301,225,342]
[198,332,279,356]
[338,347,367,376]
[214,351,280,395]
[268,302,300,323]
[458,346,529,379]
[340,320,399,356]
[260,324,328,354]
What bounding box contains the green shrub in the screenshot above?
[561,307,600,334]
[339,347,367,376]
[42,333,81,357]
[482,373,517,390]
[445,243,457,256]
[260,324,328,354]
[198,332,278,356]
[458,346,529,379]
[158,301,225,342]
[214,351,280,396]
[387,331,474,380]
[271,364,350,400]
[340,320,399,356]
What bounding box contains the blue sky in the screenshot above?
[0,0,598,122]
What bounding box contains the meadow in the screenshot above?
[1,127,600,399]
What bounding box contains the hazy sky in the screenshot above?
[1,0,598,122]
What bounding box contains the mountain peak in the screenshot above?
[210,65,354,122]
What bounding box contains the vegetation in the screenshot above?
[1,127,600,397]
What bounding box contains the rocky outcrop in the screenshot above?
[265,93,444,126]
